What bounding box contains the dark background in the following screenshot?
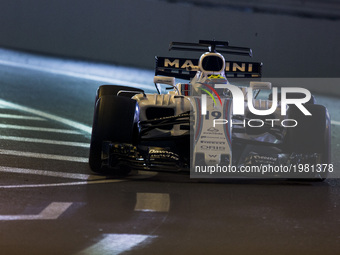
[0,0,339,80]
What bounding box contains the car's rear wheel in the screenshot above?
[89,95,138,175]
[285,104,331,181]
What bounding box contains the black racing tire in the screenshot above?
[285,104,331,181]
[89,95,138,175]
[268,92,315,104]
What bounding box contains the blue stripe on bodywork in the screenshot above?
[223,99,232,149]
[194,97,203,145]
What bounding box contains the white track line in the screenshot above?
[0,99,92,134]
[0,202,72,220]
[0,149,88,163]
[0,171,157,189]
[0,179,123,189]
[0,166,96,180]
[78,234,155,255]
[331,120,340,126]
[0,123,81,134]
[0,59,152,91]
[0,113,46,121]
[0,135,89,147]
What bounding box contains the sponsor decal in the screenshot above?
[207,127,220,133]
[163,58,259,74]
[200,141,226,145]
[149,149,179,161]
[200,145,226,151]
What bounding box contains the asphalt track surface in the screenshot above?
[0,49,339,255]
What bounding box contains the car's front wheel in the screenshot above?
[89,95,138,175]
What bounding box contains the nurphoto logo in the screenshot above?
[201,84,312,116]
[200,84,312,128]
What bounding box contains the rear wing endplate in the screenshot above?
[155,57,262,80]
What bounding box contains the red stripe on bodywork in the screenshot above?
[202,83,222,106]
[184,84,189,96]
[195,98,201,141]
[225,100,231,145]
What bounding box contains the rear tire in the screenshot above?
[89,95,138,175]
[285,104,331,181]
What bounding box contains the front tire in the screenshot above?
[89,95,137,175]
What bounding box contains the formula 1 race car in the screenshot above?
[89,40,331,180]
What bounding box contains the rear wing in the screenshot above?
[155,57,263,80]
